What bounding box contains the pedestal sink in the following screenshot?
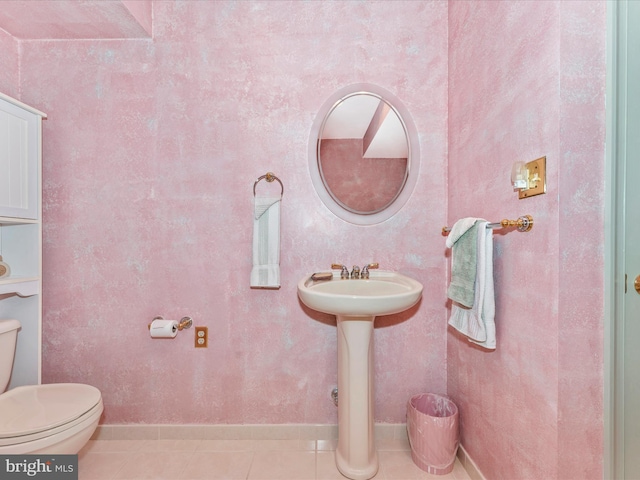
[297,270,423,480]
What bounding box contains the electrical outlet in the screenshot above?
[194,326,208,348]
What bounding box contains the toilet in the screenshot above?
[0,319,103,454]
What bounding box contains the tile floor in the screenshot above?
[77,437,472,480]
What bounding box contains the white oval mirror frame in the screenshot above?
[308,84,420,225]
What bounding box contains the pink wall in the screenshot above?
[0,27,19,97]
[557,2,606,478]
[448,1,604,479]
[121,0,152,36]
[0,1,151,39]
[17,1,449,425]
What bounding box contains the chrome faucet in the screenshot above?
[331,263,350,279]
[350,265,360,279]
[360,263,379,279]
[331,263,379,279]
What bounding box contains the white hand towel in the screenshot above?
[448,221,496,350]
[250,196,281,289]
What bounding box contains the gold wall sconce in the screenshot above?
[511,156,546,199]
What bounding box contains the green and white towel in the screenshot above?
[446,218,481,308]
[447,219,496,350]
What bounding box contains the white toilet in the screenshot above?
[0,319,103,454]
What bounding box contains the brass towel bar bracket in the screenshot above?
[442,215,533,236]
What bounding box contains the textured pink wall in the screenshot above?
[0,1,151,39]
[0,27,19,97]
[557,2,606,478]
[17,1,449,425]
[121,0,152,36]
[448,1,604,479]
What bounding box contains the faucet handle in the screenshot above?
[331,263,350,279]
[360,263,379,279]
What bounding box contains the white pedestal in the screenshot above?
[335,315,378,480]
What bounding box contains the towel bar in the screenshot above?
[442,215,533,235]
[253,172,284,197]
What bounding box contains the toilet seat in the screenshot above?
[0,383,103,447]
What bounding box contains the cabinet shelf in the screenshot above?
[0,277,40,297]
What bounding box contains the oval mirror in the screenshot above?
[309,84,420,225]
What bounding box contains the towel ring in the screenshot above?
[253,172,284,197]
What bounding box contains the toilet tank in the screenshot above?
[0,319,20,393]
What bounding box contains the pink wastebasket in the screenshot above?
[407,393,459,475]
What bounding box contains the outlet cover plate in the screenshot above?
[195,326,208,348]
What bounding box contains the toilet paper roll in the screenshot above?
[149,319,178,338]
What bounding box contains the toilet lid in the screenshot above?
[0,383,102,438]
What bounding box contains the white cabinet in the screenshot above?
[0,92,46,388]
[0,96,39,219]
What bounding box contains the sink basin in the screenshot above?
[297,270,423,317]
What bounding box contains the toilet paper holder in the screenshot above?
[148,316,193,331]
